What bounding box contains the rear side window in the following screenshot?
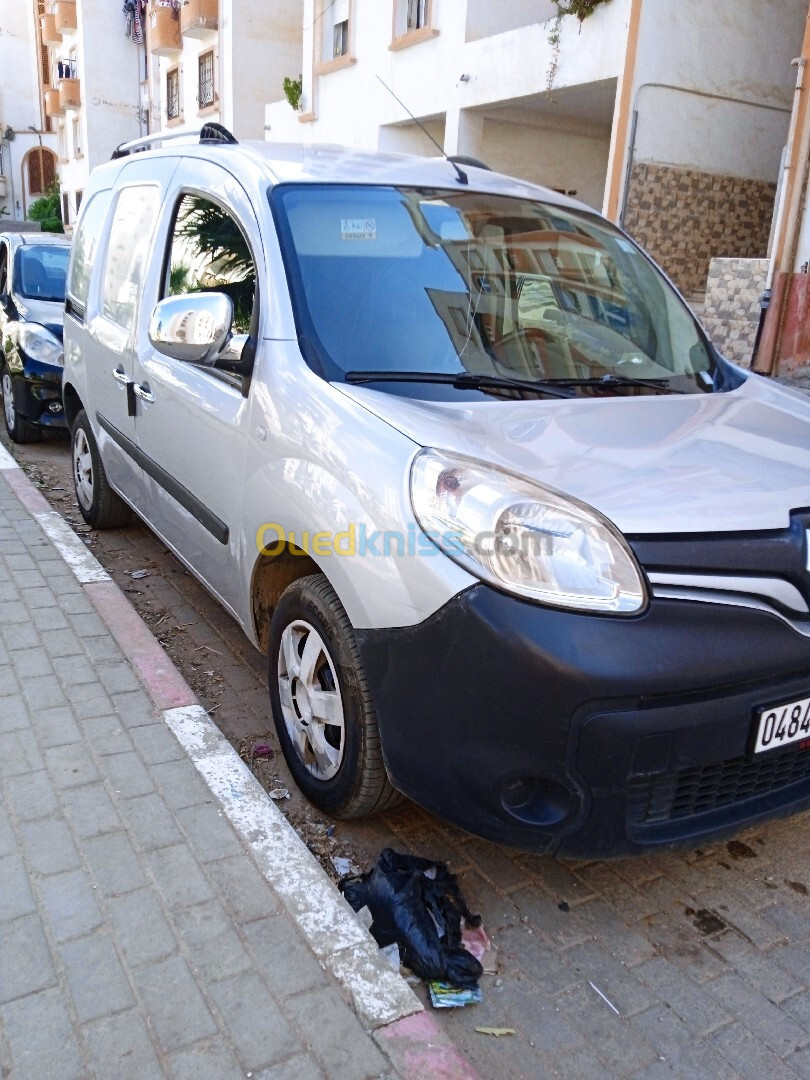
[102,185,161,333]
[67,189,113,316]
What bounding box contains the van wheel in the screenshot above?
[1,363,42,444]
[71,410,132,529]
[268,574,401,819]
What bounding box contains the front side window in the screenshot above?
[166,194,256,334]
[273,184,716,398]
[15,246,70,301]
[101,185,161,332]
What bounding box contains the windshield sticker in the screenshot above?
[341,218,377,241]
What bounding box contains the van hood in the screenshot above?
[334,375,810,534]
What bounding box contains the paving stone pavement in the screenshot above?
[6,439,810,1080]
[0,471,469,1080]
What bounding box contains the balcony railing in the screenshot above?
[44,88,65,118]
[59,77,81,109]
[181,0,218,37]
[149,4,181,55]
[40,14,61,45]
[54,0,77,34]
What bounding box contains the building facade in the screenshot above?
[0,0,59,223]
[265,0,806,305]
[147,0,302,141]
[41,0,146,228]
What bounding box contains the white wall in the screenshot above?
[266,0,630,161]
[482,119,611,208]
[0,0,58,220]
[630,0,806,181]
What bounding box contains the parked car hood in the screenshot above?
[335,374,810,534]
[13,295,65,342]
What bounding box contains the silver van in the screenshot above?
[63,125,810,857]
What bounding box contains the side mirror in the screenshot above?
[148,292,233,366]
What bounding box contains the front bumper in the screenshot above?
[356,586,810,857]
[11,356,66,429]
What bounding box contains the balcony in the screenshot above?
[54,1,77,34]
[149,4,181,55]
[44,88,65,118]
[59,78,81,109]
[181,0,218,38]
[40,14,61,45]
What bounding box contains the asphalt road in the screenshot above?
[6,427,810,1080]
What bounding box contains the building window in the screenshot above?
[198,50,215,109]
[320,0,352,63]
[75,190,83,213]
[72,116,82,158]
[391,0,436,48]
[166,66,181,121]
[57,124,68,163]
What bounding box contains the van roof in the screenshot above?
[99,137,585,213]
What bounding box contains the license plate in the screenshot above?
[754,695,810,754]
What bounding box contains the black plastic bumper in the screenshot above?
[11,356,66,428]
[356,587,810,857]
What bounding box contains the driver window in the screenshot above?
[166,195,256,334]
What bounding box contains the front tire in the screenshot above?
[268,574,400,819]
[1,362,42,444]
[71,409,132,529]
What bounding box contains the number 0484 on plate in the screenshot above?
[754,695,810,754]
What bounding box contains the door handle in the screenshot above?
[133,382,155,405]
[112,366,128,384]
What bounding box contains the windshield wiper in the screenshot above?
[343,370,575,400]
[546,373,685,394]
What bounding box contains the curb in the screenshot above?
[0,440,481,1080]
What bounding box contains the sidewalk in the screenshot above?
[0,447,476,1080]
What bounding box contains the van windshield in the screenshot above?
[15,245,70,303]
[272,184,716,398]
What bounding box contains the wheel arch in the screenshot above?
[62,381,84,432]
[250,541,321,654]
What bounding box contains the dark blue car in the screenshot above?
[0,232,71,443]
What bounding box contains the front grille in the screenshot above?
[628,749,810,824]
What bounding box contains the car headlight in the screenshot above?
[18,324,64,367]
[410,448,647,615]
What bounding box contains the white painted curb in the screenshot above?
[164,704,422,1031]
[33,510,111,584]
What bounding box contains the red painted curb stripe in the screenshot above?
[4,468,52,515]
[85,581,197,712]
[375,1011,484,1080]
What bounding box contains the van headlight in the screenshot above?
[18,324,64,367]
[410,448,647,615]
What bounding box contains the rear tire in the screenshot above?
[268,574,401,819]
[1,362,42,444]
[71,409,132,529]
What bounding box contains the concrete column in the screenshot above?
[444,107,485,159]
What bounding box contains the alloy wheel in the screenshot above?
[1,371,15,432]
[73,426,94,511]
[277,619,345,781]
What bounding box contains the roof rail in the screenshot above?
[111,123,238,161]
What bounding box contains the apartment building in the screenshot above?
[41,0,145,228]
[266,0,806,304]
[0,0,59,222]
[148,0,301,140]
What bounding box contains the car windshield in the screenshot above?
[16,245,70,303]
[272,184,716,398]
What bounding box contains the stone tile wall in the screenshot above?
[623,162,776,299]
[701,257,769,366]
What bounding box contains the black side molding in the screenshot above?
[95,413,229,545]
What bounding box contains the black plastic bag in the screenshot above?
[341,848,483,988]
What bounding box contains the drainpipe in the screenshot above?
[754,47,810,373]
